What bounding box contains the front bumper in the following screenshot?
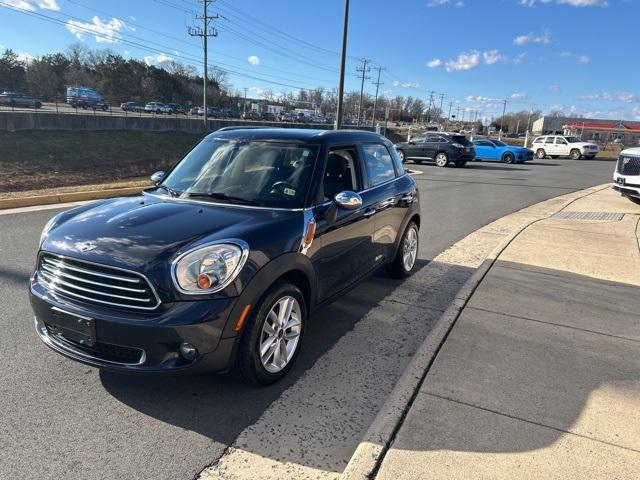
[30,277,240,374]
[612,173,640,199]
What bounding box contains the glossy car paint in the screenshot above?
[473,139,534,163]
[395,133,475,165]
[30,128,420,374]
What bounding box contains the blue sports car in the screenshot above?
[472,139,534,164]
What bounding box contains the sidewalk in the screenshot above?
[374,187,640,479]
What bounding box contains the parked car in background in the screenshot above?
[190,106,201,115]
[395,132,475,167]
[241,111,260,120]
[279,112,296,122]
[30,127,420,384]
[120,101,144,112]
[145,102,173,114]
[613,147,640,205]
[260,112,276,122]
[0,91,42,108]
[531,135,599,160]
[167,103,185,114]
[473,139,533,163]
[66,86,109,111]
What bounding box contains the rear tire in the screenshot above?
[536,148,546,159]
[236,281,306,385]
[388,221,419,278]
[397,149,406,163]
[435,152,449,167]
[570,149,582,160]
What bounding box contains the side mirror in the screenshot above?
[325,191,363,224]
[150,171,165,185]
[334,191,363,210]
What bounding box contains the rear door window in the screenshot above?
[451,135,472,146]
[361,143,397,188]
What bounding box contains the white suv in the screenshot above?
[613,147,640,205]
[531,135,599,160]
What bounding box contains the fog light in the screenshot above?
[179,342,197,360]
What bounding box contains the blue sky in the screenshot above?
[1,0,639,121]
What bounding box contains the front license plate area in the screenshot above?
[617,177,625,186]
[48,308,96,346]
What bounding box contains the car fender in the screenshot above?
[220,252,317,339]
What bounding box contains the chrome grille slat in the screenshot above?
[38,271,152,303]
[40,264,148,293]
[37,253,160,311]
[42,257,142,284]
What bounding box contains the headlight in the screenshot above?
[172,240,249,294]
[39,214,60,247]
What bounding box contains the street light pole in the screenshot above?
[335,0,350,130]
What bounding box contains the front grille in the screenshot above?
[37,253,160,311]
[617,155,640,176]
[45,324,144,364]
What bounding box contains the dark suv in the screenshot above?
[395,132,475,167]
[30,128,420,384]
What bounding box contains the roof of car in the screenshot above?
[206,127,388,145]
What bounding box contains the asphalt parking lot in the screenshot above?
[0,158,615,479]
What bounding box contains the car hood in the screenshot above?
[571,142,598,148]
[621,147,640,156]
[42,193,303,274]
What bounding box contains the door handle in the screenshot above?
[378,198,396,209]
[401,193,414,203]
[363,208,377,218]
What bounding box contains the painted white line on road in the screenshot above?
[0,201,88,216]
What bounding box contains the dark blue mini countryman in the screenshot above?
[30,128,420,384]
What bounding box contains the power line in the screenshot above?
[188,0,218,123]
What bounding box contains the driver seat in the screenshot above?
[324,153,353,199]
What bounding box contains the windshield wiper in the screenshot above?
[187,192,262,206]
[156,184,181,198]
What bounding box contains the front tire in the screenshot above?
[536,148,546,159]
[236,281,306,385]
[388,221,419,278]
[502,152,515,164]
[435,152,449,167]
[570,149,582,160]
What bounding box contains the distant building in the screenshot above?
[532,115,640,143]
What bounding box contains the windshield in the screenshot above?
[160,139,317,208]
[491,140,507,147]
[565,136,581,143]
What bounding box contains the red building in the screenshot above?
[563,120,640,146]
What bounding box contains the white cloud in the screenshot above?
[16,51,35,63]
[445,51,480,71]
[559,51,591,64]
[426,59,442,68]
[483,50,505,65]
[427,0,465,6]
[143,53,174,66]
[513,30,551,45]
[66,16,130,43]
[392,80,422,89]
[520,0,608,6]
[247,55,260,66]
[578,55,590,63]
[548,85,560,93]
[5,0,59,10]
[511,92,528,100]
[466,95,500,104]
[577,91,639,103]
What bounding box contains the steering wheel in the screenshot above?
[269,181,297,198]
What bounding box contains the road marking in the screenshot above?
[0,201,88,216]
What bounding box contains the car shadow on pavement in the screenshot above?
[465,164,531,172]
[380,261,640,473]
[0,266,31,287]
[99,267,409,447]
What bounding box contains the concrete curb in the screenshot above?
[0,186,147,211]
[341,183,611,480]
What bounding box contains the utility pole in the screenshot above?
[499,99,508,140]
[446,101,453,130]
[438,93,446,122]
[335,0,349,130]
[243,87,248,115]
[371,66,385,127]
[188,0,218,125]
[356,58,371,127]
[425,90,436,123]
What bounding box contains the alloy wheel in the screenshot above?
[259,296,302,373]
[435,153,448,167]
[403,226,418,272]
